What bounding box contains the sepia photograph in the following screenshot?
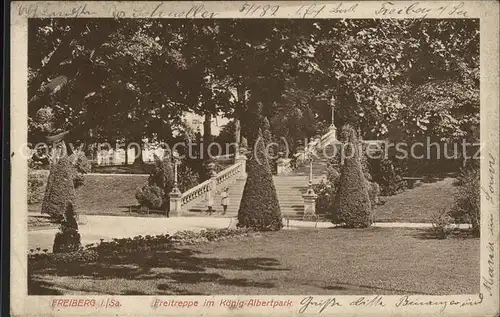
[26,16,482,296]
[8,1,499,316]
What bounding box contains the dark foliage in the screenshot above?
[135,185,163,210]
[148,153,174,210]
[28,170,47,204]
[53,203,81,253]
[41,157,76,221]
[332,126,372,228]
[238,129,282,231]
[450,166,480,236]
[370,158,407,196]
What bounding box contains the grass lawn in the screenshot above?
[29,227,479,296]
[29,175,458,222]
[374,178,457,223]
[29,174,148,216]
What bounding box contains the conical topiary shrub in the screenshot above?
[53,202,81,253]
[332,125,372,228]
[237,129,282,231]
[41,156,76,221]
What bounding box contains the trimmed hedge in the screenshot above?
[238,129,282,231]
[52,203,81,253]
[41,157,76,220]
[332,126,372,228]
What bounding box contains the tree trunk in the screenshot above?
[236,85,246,147]
[124,140,129,165]
[133,139,143,165]
[203,113,212,159]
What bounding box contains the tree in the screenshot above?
[238,129,282,231]
[332,125,372,228]
[52,202,81,253]
[41,156,76,221]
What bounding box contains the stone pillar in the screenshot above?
[302,192,318,220]
[207,162,217,209]
[235,148,247,180]
[169,190,182,217]
[169,156,182,217]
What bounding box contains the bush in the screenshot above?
[70,151,91,189]
[53,203,81,253]
[28,249,98,271]
[41,157,76,220]
[430,209,455,239]
[333,126,372,228]
[372,159,407,196]
[315,166,341,220]
[135,185,163,210]
[450,167,480,236]
[177,163,200,192]
[28,170,47,204]
[171,228,254,245]
[148,153,174,210]
[238,129,282,231]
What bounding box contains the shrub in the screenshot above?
[315,166,341,220]
[177,163,200,192]
[171,228,254,245]
[135,185,163,210]
[28,170,47,204]
[450,167,480,236]
[53,203,81,253]
[372,159,407,196]
[238,129,282,231]
[28,249,98,271]
[41,157,76,221]
[148,153,174,210]
[430,209,455,239]
[333,125,372,228]
[70,151,91,189]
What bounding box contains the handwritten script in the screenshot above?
[375,2,468,18]
[396,294,483,313]
[482,152,497,297]
[299,296,341,313]
[18,3,95,18]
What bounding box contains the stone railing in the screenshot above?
[180,180,213,208]
[169,152,247,216]
[216,162,244,188]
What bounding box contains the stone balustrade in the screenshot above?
[169,151,247,216]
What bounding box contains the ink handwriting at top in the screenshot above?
[375,2,468,18]
[239,2,279,17]
[298,296,341,314]
[296,3,358,19]
[18,3,95,18]
[110,3,219,19]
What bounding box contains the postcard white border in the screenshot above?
[10,1,500,316]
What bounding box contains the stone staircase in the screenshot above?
[185,143,337,217]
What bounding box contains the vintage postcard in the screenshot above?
[9,1,499,316]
